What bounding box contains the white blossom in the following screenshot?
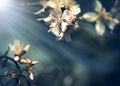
[36,0,81,40]
[9,40,23,55]
[82,0,119,35]
[9,40,30,55]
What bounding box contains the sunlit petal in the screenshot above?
[31,61,38,65]
[9,43,14,51]
[37,18,44,21]
[57,32,64,41]
[23,44,30,52]
[94,0,103,12]
[95,20,105,35]
[62,10,68,19]
[108,22,116,30]
[28,71,34,80]
[47,1,56,8]
[70,5,81,15]
[107,18,119,30]
[34,8,45,15]
[48,26,60,36]
[82,12,98,22]
[37,16,52,22]
[61,21,68,32]
[49,21,57,28]
[20,58,31,64]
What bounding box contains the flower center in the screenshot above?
[15,45,21,52]
[54,0,60,6]
[66,0,73,7]
[98,11,105,18]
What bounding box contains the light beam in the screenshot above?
[0,0,10,10]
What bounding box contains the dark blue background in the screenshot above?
[0,0,120,86]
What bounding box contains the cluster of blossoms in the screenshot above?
[36,0,119,40]
[35,0,81,40]
[7,40,38,80]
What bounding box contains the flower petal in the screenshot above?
[34,8,45,15]
[9,43,14,51]
[14,40,21,46]
[23,44,30,52]
[107,18,119,30]
[55,21,68,40]
[62,10,68,19]
[31,61,38,65]
[49,21,57,28]
[20,58,31,64]
[13,40,22,54]
[57,32,64,41]
[48,26,60,36]
[94,0,102,12]
[61,21,68,32]
[48,21,60,36]
[28,71,34,80]
[82,12,98,22]
[107,21,116,30]
[37,15,52,22]
[69,5,81,15]
[47,1,56,8]
[95,20,105,36]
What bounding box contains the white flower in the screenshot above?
[82,0,119,35]
[9,40,30,55]
[9,40,23,55]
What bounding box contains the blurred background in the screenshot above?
[0,0,120,86]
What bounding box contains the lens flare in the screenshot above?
[0,0,10,10]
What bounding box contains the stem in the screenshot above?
[0,49,34,86]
